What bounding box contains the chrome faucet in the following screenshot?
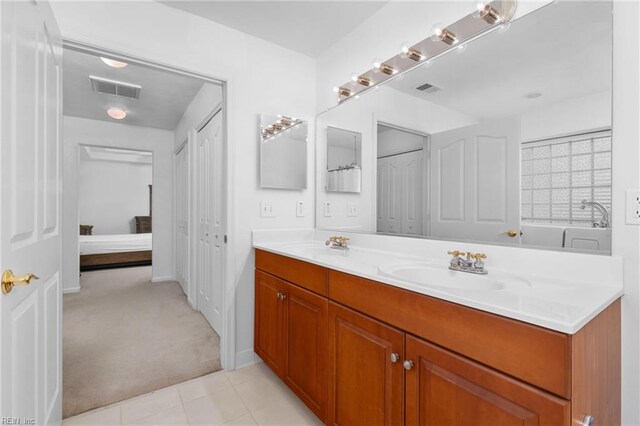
[447,251,488,275]
[326,236,349,252]
[580,200,610,228]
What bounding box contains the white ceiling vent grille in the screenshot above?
[416,82,440,94]
[90,75,142,99]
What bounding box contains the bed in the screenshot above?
[79,233,153,271]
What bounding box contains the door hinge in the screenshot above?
[224,235,228,243]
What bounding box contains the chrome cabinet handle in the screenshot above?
[275,292,286,301]
[403,360,414,370]
[390,353,400,363]
[582,415,594,426]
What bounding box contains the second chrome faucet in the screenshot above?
[448,250,487,275]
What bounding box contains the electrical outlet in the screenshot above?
[324,202,332,217]
[347,202,358,217]
[296,201,305,217]
[626,190,640,224]
[260,201,274,218]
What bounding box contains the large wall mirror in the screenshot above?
[260,113,308,190]
[316,1,613,254]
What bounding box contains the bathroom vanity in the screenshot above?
[252,233,622,426]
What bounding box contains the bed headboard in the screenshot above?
[80,225,93,235]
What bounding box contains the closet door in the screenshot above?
[377,156,402,233]
[175,143,189,294]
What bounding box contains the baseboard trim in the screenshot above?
[151,275,174,283]
[235,349,258,369]
[63,286,81,294]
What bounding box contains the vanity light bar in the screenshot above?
[261,116,303,141]
[334,0,516,103]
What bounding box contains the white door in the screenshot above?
[377,150,424,235]
[196,111,223,334]
[430,118,520,243]
[377,158,402,233]
[0,1,63,424]
[175,143,189,294]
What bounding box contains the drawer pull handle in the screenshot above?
[403,360,414,370]
[390,353,400,363]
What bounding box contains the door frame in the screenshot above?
[61,40,235,370]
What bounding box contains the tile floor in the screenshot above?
[63,362,323,426]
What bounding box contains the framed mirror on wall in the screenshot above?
[326,126,362,193]
[260,113,308,190]
[315,1,613,254]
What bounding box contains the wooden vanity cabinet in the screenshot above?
[404,335,569,426]
[254,267,329,421]
[254,250,621,426]
[254,271,285,377]
[328,302,405,426]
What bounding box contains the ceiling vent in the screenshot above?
[90,75,141,100]
[416,82,440,94]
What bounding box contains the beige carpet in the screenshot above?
[63,266,221,418]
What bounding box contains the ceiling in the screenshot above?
[158,1,388,58]
[63,49,210,130]
[387,1,612,120]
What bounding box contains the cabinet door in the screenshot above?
[283,283,328,421]
[405,335,569,426]
[254,271,285,376]
[328,302,404,426]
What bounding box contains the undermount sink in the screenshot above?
[378,261,531,292]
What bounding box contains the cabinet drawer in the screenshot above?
[329,270,571,398]
[256,249,328,295]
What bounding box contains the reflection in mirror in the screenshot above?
[327,127,362,193]
[260,113,307,190]
[316,1,612,254]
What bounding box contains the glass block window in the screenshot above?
[521,130,611,226]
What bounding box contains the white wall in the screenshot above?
[174,83,223,151]
[315,1,639,424]
[377,126,425,158]
[78,159,152,235]
[62,117,175,291]
[520,91,612,142]
[51,1,317,368]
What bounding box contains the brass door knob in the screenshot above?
[506,230,519,238]
[1,270,39,295]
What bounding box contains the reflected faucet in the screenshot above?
[580,200,610,228]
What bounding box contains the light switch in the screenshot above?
[324,202,332,217]
[260,201,274,218]
[347,202,358,217]
[296,201,305,217]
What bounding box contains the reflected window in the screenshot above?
[521,130,612,226]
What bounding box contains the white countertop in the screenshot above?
[253,229,624,334]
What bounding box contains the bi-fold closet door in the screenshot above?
[175,143,189,294]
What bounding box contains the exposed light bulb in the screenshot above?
[106,107,126,120]
[351,73,358,82]
[333,86,340,93]
[101,57,128,68]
